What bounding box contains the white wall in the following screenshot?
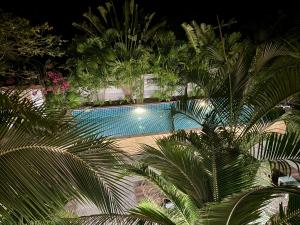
[87,74,194,101]
[28,88,45,107]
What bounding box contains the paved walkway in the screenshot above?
[115,133,170,155]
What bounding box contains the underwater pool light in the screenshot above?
[134,107,146,114]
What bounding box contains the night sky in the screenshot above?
[1,0,299,40]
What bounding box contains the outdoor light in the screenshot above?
[134,107,146,114]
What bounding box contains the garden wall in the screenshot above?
[86,75,195,102]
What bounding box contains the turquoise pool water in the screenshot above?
[72,102,201,137]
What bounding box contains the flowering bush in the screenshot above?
[44,71,82,109]
[46,71,70,94]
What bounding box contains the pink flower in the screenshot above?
[47,71,62,81]
[52,78,59,84]
[46,71,70,95]
[47,71,55,78]
[32,90,38,96]
[62,81,70,89]
[60,81,70,93]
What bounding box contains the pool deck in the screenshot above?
[115,121,300,180]
[115,121,287,155]
[116,133,170,155]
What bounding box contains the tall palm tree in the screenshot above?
[72,0,166,46]
[0,90,131,224]
[73,0,166,103]
[149,21,244,101]
[77,27,300,224]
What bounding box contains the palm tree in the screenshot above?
[73,36,115,103]
[73,0,166,103]
[150,29,212,102]
[72,0,166,46]
[149,21,244,102]
[0,90,131,224]
[109,43,152,103]
[151,31,190,100]
[77,23,300,224]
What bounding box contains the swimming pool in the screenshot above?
[72,102,201,137]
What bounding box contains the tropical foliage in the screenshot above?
[2,1,300,225]
[0,90,130,224]
[72,0,166,44]
[0,12,64,86]
[72,0,166,103]
[77,22,300,224]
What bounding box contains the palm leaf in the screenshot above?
[77,200,176,225]
[0,91,130,223]
[127,164,199,224]
[254,42,290,74]
[269,194,300,225]
[138,131,258,207]
[250,132,300,174]
[242,63,300,136]
[199,187,300,225]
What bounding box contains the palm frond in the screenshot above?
[280,109,300,134]
[243,63,300,136]
[138,131,259,207]
[0,91,131,223]
[199,187,300,225]
[0,90,69,136]
[269,194,300,225]
[254,42,291,74]
[250,132,300,174]
[127,164,199,224]
[181,21,215,53]
[82,8,106,34]
[140,140,211,207]
[171,99,214,127]
[77,200,176,225]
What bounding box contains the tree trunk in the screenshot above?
[137,75,144,104]
[122,86,134,103]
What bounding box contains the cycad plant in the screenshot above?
[78,25,300,224]
[0,90,130,224]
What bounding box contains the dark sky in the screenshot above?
[1,0,299,40]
